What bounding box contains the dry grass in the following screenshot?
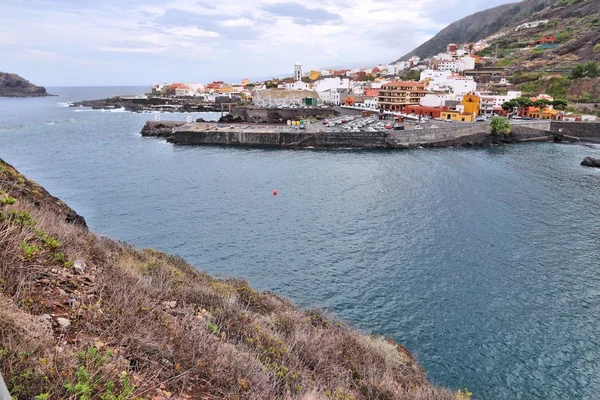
[0,159,454,400]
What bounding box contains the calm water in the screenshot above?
[1,87,600,399]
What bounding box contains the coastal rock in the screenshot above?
[73,260,86,275]
[581,156,600,168]
[55,317,71,328]
[0,72,51,97]
[141,121,186,137]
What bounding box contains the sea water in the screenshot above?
[1,87,600,399]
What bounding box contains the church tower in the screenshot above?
[294,63,302,81]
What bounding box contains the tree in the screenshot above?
[551,99,568,110]
[533,99,551,118]
[502,99,519,114]
[571,61,599,79]
[490,117,511,136]
[514,97,533,116]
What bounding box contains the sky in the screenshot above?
[1,0,518,86]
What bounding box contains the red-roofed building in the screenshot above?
[404,105,448,119]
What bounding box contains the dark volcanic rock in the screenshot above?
[0,72,51,97]
[218,114,245,123]
[581,156,600,168]
[140,121,186,137]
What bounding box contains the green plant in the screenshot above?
[571,61,599,79]
[21,242,40,259]
[0,196,16,206]
[34,394,50,400]
[207,321,219,334]
[490,117,511,136]
[35,230,61,249]
[2,209,36,226]
[64,366,93,400]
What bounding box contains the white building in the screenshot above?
[421,69,477,95]
[286,80,311,90]
[395,61,411,72]
[434,56,475,72]
[314,77,350,94]
[364,98,378,109]
[478,91,522,115]
[318,88,348,105]
[516,20,549,31]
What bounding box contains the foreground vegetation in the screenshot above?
[0,158,454,399]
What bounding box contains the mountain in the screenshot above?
[396,0,561,62]
[0,72,51,97]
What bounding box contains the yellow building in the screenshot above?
[461,94,480,116]
[441,110,475,122]
[308,70,321,81]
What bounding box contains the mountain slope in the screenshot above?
[0,72,51,97]
[396,0,560,62]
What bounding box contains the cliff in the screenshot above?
[0,72,51,97]
[0,158,453,399]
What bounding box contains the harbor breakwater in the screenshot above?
[140,121,599,149]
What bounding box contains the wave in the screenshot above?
[57,102,74,107]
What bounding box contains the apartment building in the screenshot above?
[378,82,427,112]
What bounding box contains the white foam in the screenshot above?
[57,102,73,107]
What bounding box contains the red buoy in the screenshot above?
[273,189,278,196]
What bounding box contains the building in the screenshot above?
[378,81,427,112]
[461,94,480,116]
[440,110,474,122]
[253,89,319,107]
[319,88,349,105]
[479,91,522,115]
[404,105,448,119]
[516,20,549,31]
[285,80,311,90]
[314,77,350,94]
[294,63,302,81]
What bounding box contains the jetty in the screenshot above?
[140,120,600,150]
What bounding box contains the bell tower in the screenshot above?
[294,63,302,81]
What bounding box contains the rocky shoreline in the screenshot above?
[0,72,52,97]
[70,96,222,113]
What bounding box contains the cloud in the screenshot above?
[261,2,342,25]
[0,0,518,85]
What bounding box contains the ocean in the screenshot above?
[1,87,600,399]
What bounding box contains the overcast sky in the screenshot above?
[1,0,517,86]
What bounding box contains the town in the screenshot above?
[143,30,596,129]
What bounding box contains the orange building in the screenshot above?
[461,94,480,116]
[404,105,448,119]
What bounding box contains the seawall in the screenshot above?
[142,120,596,150]
[549,121,600,143]
[165,124,495,149]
